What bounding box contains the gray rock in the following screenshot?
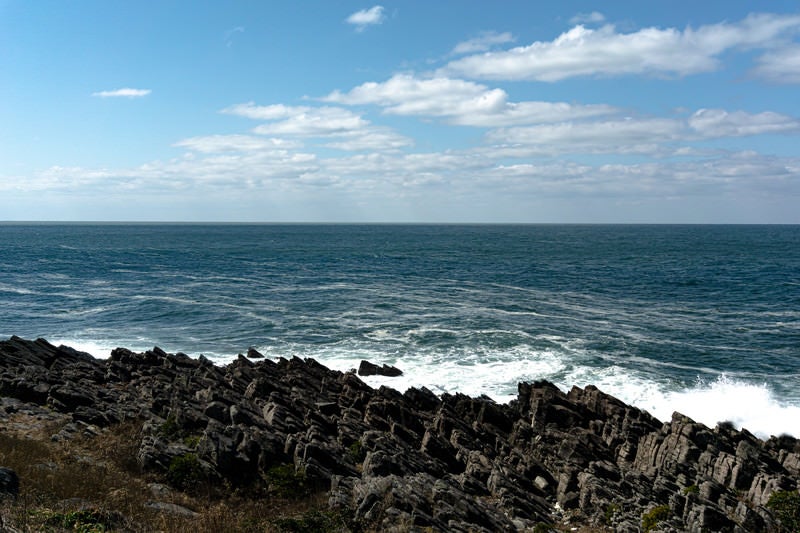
[0,467,19,499]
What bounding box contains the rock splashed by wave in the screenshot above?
[1,336,798,531]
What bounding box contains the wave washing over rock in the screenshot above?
[1,336,799,532]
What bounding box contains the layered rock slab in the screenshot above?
[1,336,798,531]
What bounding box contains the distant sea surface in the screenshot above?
[1,223,798,438]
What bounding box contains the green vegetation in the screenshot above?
[767,490,800,533]
[266,463,309,498]
[642,504,671,532]
[603,502,621,524]
[159,412,182,439]
[348,440,366,463]
[43,508,120,533]
[167,453,206,491]
[682,484,699,495]
[272,508,357,533]
[183,434,202,449]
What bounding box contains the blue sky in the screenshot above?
[1,1,800,222]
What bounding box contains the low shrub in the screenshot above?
[767,490,800,533]
[43,508,122,533]
[348,440,366,463]
[642,504,670,532]
[266,463,308,498]
[167,453,205,490]
[682,484,699,495]
[272,509,355,533]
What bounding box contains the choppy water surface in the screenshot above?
[1,223,798,437]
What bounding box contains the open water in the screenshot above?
[1,223,798,438]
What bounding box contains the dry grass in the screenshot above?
[0,413,352,532]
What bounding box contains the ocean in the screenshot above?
[1,223,798,438]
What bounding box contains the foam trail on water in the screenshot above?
[50,339,116,358]
[653,376,800,439]
[47,338,799,439]
[320,352,799,439]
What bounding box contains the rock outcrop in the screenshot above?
[1,336,798,531]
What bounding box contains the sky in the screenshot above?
[1,1,800,223]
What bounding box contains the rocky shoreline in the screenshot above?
[1,336,799,532]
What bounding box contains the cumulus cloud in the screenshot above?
[442,13,800,81]
[221,102,412,152]
[452,31,515,55]
[92,88,151,98]
[323,74,617,126]
[752,44,800,83]
[251,106,369,137]
[346,6,386,32]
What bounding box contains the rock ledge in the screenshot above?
[1,336,798,532]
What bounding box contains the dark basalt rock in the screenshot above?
[0,468,19,500]
[1,336,797,532]
[357,360,403,377]
[246,347,264,359]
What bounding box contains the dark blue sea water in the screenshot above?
[1,223,798,437]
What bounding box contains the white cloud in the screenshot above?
[324,129,413,152]
[251,106,369,136]
[221,102,303,120]
[323,74,617,126]
[485,118,685,155]
[92,88,151,98]
[346,6,385,32]
[452,31,515,55]
[442,13,800,81]
[688,109,800,137]
[174,135,301,153]
[752,44,800,83]
[569,12,605,25]
[221,102,411,152]
[484,110,800,156]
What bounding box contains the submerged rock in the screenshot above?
[0,336,797,532]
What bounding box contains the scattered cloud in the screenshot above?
[569,12,605,25]
[346,5,385,32]
[452,31,515,55]
[752,44,800,83]
[8,149,798,210]
[92,88,151,98]
[323,74,617,126]
[7,10,800,221]
[442,13,800,81]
